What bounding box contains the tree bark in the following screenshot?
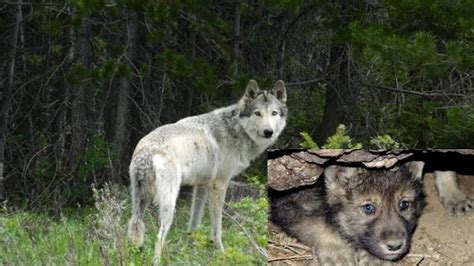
[268,149,474,191]
[316,0,360,144]
[55,25,74,171]
[276,39,286,79]
[317,45,359,144]
[70,15,91,168]
[231,0,241,80]
[0,0,22,200]
[112,7,137,180]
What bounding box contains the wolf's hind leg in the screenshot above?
[152,157,180,265]
[188,185,209,233]
[128,158,153,247]
[434,171,473,215]
[153,185,179,265]
[208,180,229,251]
[127,193,151,247]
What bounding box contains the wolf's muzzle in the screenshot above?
[263,129,274,138]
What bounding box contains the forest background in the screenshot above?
[0,0,472,264]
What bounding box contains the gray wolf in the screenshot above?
[127,80,287,264]
[270,161,426,265]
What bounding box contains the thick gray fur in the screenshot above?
[128,80,287,264]
[270,162,426,265]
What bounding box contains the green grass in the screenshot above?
[0,185,267,265]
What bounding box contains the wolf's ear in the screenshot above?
[402,161,425,180]
[324,165,363,194]
[272,80,287,104]
[242,79,260,103]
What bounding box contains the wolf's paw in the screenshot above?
[434,171,473,216]
[210,238,225,251]
[356,250,394,266]
[440,190,473,216]
[127,218,145,247]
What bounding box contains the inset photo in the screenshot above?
[268,149,474,265]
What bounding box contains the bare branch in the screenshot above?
[365,82,471,98]
[286,78,326,87]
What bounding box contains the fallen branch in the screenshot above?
[269,243,305,255]
[268,254,313,262]
[269,240,312,252]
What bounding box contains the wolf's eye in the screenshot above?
[272,111,278,116]
[362,203,376,215]
[254,111,261,116]
[399,200,410,211]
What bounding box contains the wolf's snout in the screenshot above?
[263,129,274,138]
[386,241,403,251]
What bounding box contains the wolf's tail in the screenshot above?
[128,151,154,247]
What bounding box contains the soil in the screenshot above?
[268,173,474,265]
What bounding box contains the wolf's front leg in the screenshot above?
[208,180,229,251]
[434,171,473,215]
[294,218,356,265]
[314,231,355,266]
[188,185,209,233]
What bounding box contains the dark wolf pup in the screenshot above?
[270,162,426,265]
[128,80,287,264]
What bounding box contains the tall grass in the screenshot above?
[0,184,267,265]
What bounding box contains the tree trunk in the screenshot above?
[0,0,22,200]
[231,0,241,80]
[56,25,73,170]
[70,15,91,168]
[276,40,286,79]
[112,7,137,181]
[316,0,362,144]
[317,45,358,143]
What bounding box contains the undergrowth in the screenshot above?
[0,183,267,265]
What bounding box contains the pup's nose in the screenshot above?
[386,240,403,252]
[263,129,273,138]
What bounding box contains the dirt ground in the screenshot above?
[268,174,474,265]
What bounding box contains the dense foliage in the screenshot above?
[0,0,472,208]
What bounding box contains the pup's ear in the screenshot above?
[402,161,425,180]
[272,80,287,104]
[242,79,260,103]
[324,165,364,197]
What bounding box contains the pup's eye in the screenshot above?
[272,111,278,116]
[399,200,410,211]
[254,111,261,116]
[361,203,376,215]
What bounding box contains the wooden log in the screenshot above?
[268,149,474,191]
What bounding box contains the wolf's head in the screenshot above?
[237,80,287,144]
[324,162,426,261]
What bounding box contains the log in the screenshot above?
[268,149,474,191]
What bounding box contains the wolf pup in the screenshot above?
[270,162,426,265]
[128,80,287,264]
